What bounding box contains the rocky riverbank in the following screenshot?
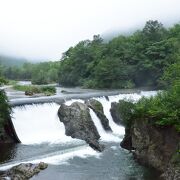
[0,162,48,179]
[110,100,180,180]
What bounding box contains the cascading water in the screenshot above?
[94,96,125,136]
[12,103,79,144]
[94,91,157,135]
[89,109,121,142]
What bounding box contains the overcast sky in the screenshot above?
[0,0,180,61]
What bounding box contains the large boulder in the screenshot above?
[0,162,48,179]
[58,102,104,152]
[85,99,112,132]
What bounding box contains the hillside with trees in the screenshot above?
[0,20,179,89]
[58,20,180,89]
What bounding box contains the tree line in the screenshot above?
[58,20,180,89]
[0,61,59,85]
[0,20,180,89]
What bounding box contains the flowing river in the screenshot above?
[0,89,160,180]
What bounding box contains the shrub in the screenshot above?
[133,82,180,132]
[0,77,8,86]
[0,90,11,128]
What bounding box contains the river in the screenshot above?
[0,86,160,180]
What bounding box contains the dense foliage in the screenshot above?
[0,62,59,85]
[116,78,180,132]
[0,90,11,128]
[134,82,180,131]
[58,21,180,89]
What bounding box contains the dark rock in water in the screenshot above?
[0,90,20,144]
[25,91,34,96]
[0,118,20,144]
[120,128,133,151]
[61,90,68,93]
[86,139,105,152]
[105,96,109,101]
[110,102,124,125]
[58,102,104,152]
[85,99,112,132]
[121,118,180,179]
[0,162,48,179]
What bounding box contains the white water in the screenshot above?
[89,109,121,142]
[94,96,125,135]
[0,145,100,171]
[94,91,157,135]
[12,103,81,145]
[65,99,84,106]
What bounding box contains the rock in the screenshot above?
[25,91,34,96]
[0,118,20,144]
[120,128,133,151]
[0,162,48,180]
[110,102,124,125]
[121,118,180,179]
[61,90,68,93]
[58,102,104,152]
[85,99,112,132]
[0,90,20,144]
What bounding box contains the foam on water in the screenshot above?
[0,145,100,171]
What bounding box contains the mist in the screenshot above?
[0,0,180,61]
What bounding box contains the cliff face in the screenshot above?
[120,118,180,180]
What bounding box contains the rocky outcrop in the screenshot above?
[121,118,180,180]
[0,162,48,179]
[0,119,20,144]
[110,102,123,125]
[85,99,112,132]
[0,90,20,144]
[58,102,104,152]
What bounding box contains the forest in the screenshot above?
[0,20,180,90]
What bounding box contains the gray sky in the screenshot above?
[0,0,180,61]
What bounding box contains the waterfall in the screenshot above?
[94,91,157,135]
[12,103,81,145]
[11,91,157,145]
[89,108,121,142]
[94,96,125,136]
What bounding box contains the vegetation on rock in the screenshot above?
[13,85,56,96]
